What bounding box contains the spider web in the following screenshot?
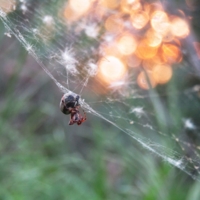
[1,0,200,181]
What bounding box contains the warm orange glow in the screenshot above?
[100,0,120,9]
[162,31,174,42]
[60,0,189,90]
[161,43,182,64]
[151,10,170,35]
[131,1,142,11]
[63,5,78,22]
[105,14,124,33]
[117,34,137,55]
[101,44,122,58]
[126,55,141,68]
[69,0,91,16]
[152,64,173,84]
[143,55,164,71]
[98,56,127,83]
[172,38,182,47]
[145,2,163,15]
[131,11,149,29]
[143,3,151,14]
[170,17,190,38]
[137,71,156,90]
[136,39,158,59]
[193,42,200,59]
[0,0,16,13]
[145,29,163,47]
[120,0,141,14]
[90,1,107,20]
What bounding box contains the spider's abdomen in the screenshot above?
[60,94,79,115]
[64,94,75,105]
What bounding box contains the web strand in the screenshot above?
[1,1,200,181]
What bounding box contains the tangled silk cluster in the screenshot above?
[64,0,190,90]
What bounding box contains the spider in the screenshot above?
[60,93,86,125]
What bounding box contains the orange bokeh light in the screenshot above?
[98,56,127,83]
[136,39,158,59]
[143,55,164,71]
[105,14,124,33]
[101,43,122,58]
[131,11,149,29]
[63,5,79,22]
[162,31,174,42]
[145,29,163,47]
[61,0,191,90]
[145,2,163,15]
[117,34,137,55]
[120,0,141,14]
[151,10,170,35]
[170,17,190,38]
[126,55,141,68]
[161,43,182,64]
[137,71,156,90]
[0,0,16,13]
[100,0,120,9]
[69,0,91,16]
[152,64,173,84]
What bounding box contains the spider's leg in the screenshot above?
[69,113,76,125]
[77,121,82,125]
[69,120,75,125]
[74,113,79,121]
[81,108,87,121]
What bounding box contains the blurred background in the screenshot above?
[1,0,200,199]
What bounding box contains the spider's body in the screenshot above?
[60,94,86,125]
[60,94,79,115]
